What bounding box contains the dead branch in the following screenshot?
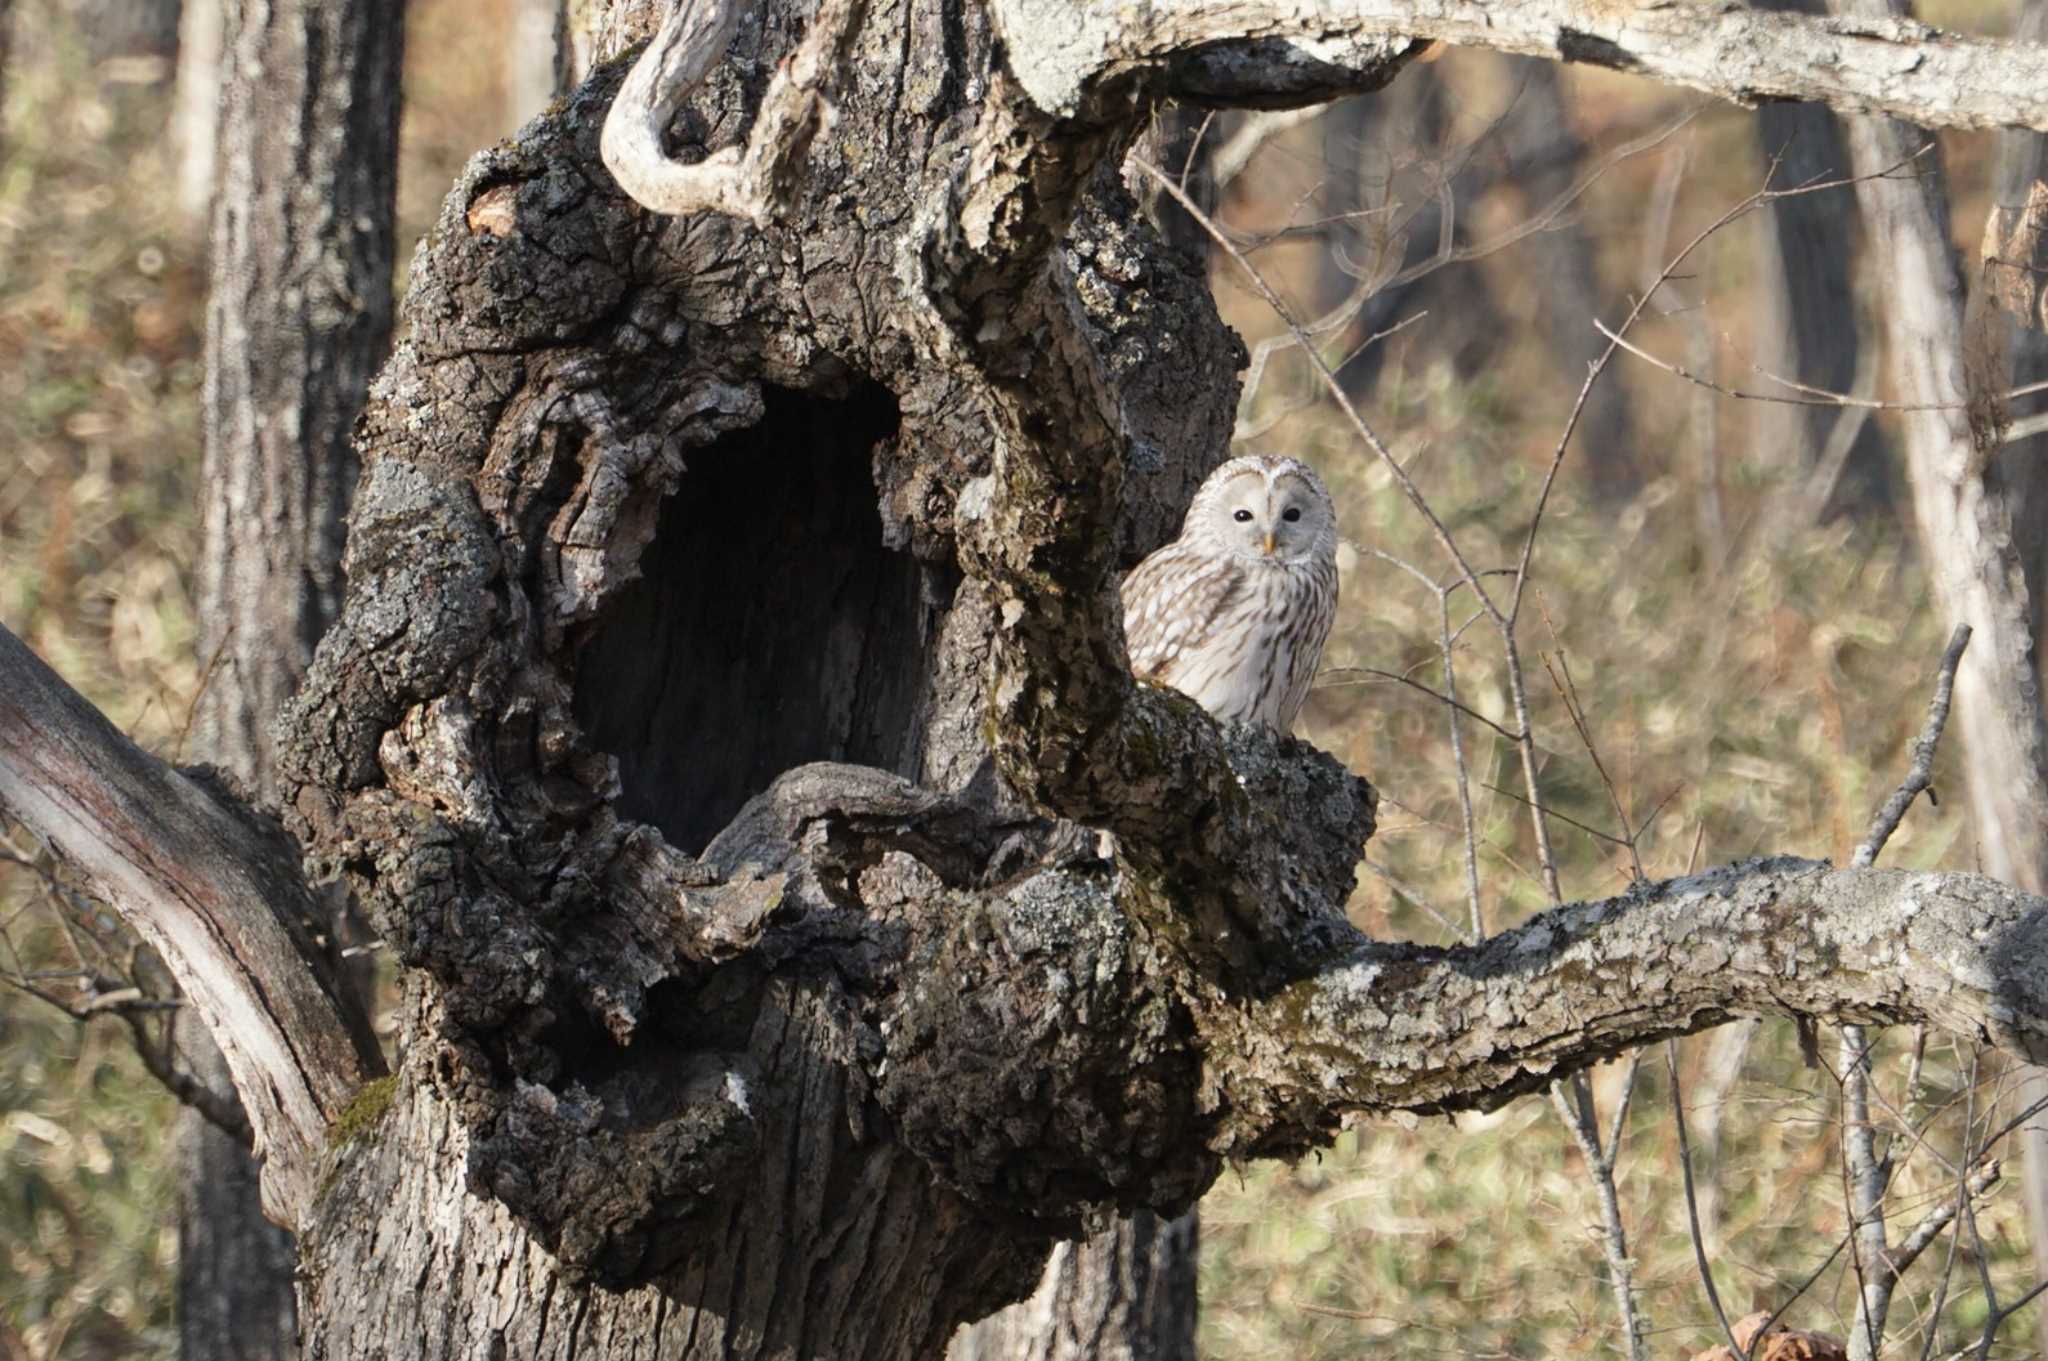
[992,0,2048,132]
[0,623,382,1227]
[1855,625,1971,868]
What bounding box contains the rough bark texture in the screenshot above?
[988,0,2048,132]
[10,3,2048,1360]
[264,1,1369,1348]
[180,0,404,1355]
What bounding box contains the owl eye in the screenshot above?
[1233,509,1253,523]
[1281,507,1302,523]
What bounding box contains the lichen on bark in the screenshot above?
[273,0,1386,1316]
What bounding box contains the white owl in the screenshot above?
[1120,454,1340,731]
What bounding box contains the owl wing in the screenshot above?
[1120,547,1249,682]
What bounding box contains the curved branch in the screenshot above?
[992,0,2048,132]
[600,0,865,223]
[1218,857,2048,1145]
[0,623,383,1228]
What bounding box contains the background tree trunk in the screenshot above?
[179,1,404,1357]
[506,0,563,133]
[1838,0,2048,1352]
[170,0,220,234]
[947,1213,1197,1361]
[63,0,178,62]
[1750,0,1889,519]
[1978,3,2048,1346]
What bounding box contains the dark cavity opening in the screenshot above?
[572,382,925,854]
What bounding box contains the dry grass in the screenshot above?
[0,5,2039,1358]
[1194,44,2035,1361]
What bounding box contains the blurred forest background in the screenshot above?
[1,0,2043,1355]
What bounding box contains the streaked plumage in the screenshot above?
[1120,454,1340,731]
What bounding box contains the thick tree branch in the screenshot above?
[992,0,2048,132]
[0,623,383,1228]
[1215,858,2048,1147]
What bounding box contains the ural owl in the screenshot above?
[1120,454,1340,731]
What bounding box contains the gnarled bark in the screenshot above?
[15,1,2048,1358]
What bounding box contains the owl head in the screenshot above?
[1181,454,1337,566]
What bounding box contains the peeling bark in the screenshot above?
[0,625,382,1226]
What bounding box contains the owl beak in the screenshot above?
[1262,532,1276,555]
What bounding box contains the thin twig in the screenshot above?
[1917,1054,1980,1361]
[1670,1041,1747,1359]
[1601,322,1961,410]
[1554,1073,1650,1361]
[1441,587,1485,940]
[1481,781,1633,847]
[1542,648,1645,881]
[1316,667,1521,742]
[1853,624,1971,868]
[1362,857,1463,937]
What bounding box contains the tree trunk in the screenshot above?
[170,0,221,234]
[1837,0,2048,1354]
[1977,4,2048,1346]
[66,0,179,61]
[179,1,404,1358]
[193,0,404,792]
[1749,0,1889,517]
[947,1213,1197,1361]
[507,0,565,133]
[1300,59,1635,494]
[268,4,1376,1350]
[13,4,2048,1361]
[1491,56,1638,497]
[0,0,13,130]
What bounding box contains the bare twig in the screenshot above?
[1840,1024,1892,1361]
[1542,648,1646,881]
[1601,322,1961,411]
[1553,1071,1650,1361]
[1670,1041,1747,1358]
[1440,586,1485,940]
[1316,667,1521,742]
[1362,857,1463,937]
[1853,624,1971,868]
